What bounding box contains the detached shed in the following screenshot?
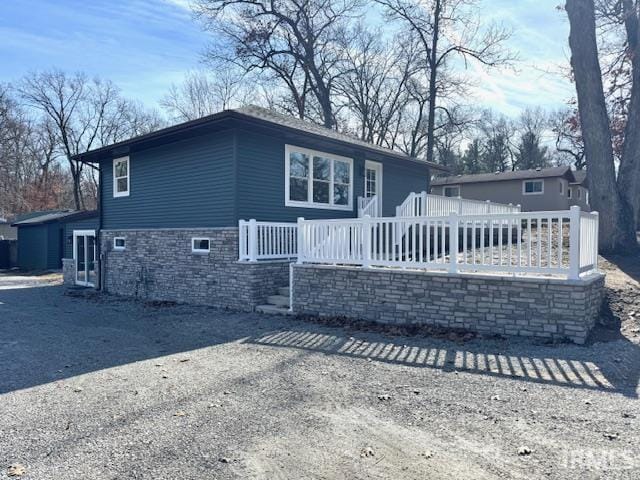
[12,210,98,270]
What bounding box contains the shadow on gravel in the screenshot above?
[0,284,253,395]
[247,326,640,398]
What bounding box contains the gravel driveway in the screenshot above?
[0,269,639,479]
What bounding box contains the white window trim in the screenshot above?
[559,181,564,195]
[522,179,544,195]
[284,144,354,211]
[443,185,461,198]
[113,237,126,251]
[191,237,210,254]
[113,156,130,198]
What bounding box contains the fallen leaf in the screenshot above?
[360,447,375,458]
[7,464,26,477]
[219,457,231,463]
[603,432,619,440]
[73,387,83,393]
[377,394,392,401]
[179,358,190,363]
[174,411,186,417]
[517,446,532,456]
[419,450,434,459]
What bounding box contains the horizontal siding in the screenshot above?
[17,225,48,270]
[101,132,235,228]
[46,223,63,269]
[235,129,430,222]
[63,217,99,259]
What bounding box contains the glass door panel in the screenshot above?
[76,235,86,284]
[87,235,96,286]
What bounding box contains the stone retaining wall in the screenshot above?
[100,228,290,311]
[292,264,605,344]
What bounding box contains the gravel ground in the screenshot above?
[1,263,639,480]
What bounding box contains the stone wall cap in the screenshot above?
[292,263,605,286]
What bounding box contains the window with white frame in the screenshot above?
[113,237,126,251]
[192,237,210,254]
[113,156,130,197]
[523,179,544,195]
[560,181,564,195]
[443,186,460,198]
[285,145,353,209]
[585,191,589,205]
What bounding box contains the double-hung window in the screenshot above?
[285,145,353,210]
[443,186,460,198]
[113,156,130,197]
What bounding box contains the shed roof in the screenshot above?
[74,105,447,171]
[12,210,98,227]
[431,166,575,186]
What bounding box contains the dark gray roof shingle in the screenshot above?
[431,166,575,186]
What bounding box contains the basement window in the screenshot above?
[113,237,126,251]
[192,238,210,254]
[443,186,460,198]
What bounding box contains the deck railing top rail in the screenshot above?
[397,192,521,218]
[296,206,598,280]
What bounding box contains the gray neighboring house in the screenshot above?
[568,169,590,210]
[430,166,590,212]
[0,218,16,240]
[66,105,446,307]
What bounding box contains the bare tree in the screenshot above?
[550,108,586,169]
[565,0,637,252]
[17,70,162,210]
[376,0,514,167]
[161,70,249,122]
[194,0,363,128]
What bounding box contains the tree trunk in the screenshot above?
[566,0,637,252]
[616,0,640,230]
[425,0,441,165]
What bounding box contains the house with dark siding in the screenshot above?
[66,106,445,307]
[12,210,98,271]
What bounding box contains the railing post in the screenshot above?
[593,211,599,270]
[421,191,427,216]
[516,204,521,213]
[458,196,463,214]
[296,217,305,264]
[486,200,491,214]
[363,215,371,268]
[449,212,459,273]
[248,219,258,262]
[568,206,581,280]
[508,203,513,213]
[238,220,246,261]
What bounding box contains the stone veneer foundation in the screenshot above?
[291,264,605,344]
[87,228,291,311]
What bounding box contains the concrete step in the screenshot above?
[267,295,290,308]
[277,286,290,297]
[256,304,293,315]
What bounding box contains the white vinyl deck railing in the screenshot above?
[297,206,598,279]
[397,192,521,218]
[239,220,298,261]
[358,195,379,218]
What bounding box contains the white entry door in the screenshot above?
[365,160,383,214]
[73,230,96,287]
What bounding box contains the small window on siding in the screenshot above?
[523,180,543,195]
[443,186,460,198]
[560,182,564,195]
[577,187,582,200]
[568,188,572,199]
[113,156,130,197]
[192,238,210,254]
[113,237,126,251]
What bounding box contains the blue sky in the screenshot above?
[0,0,574,117]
